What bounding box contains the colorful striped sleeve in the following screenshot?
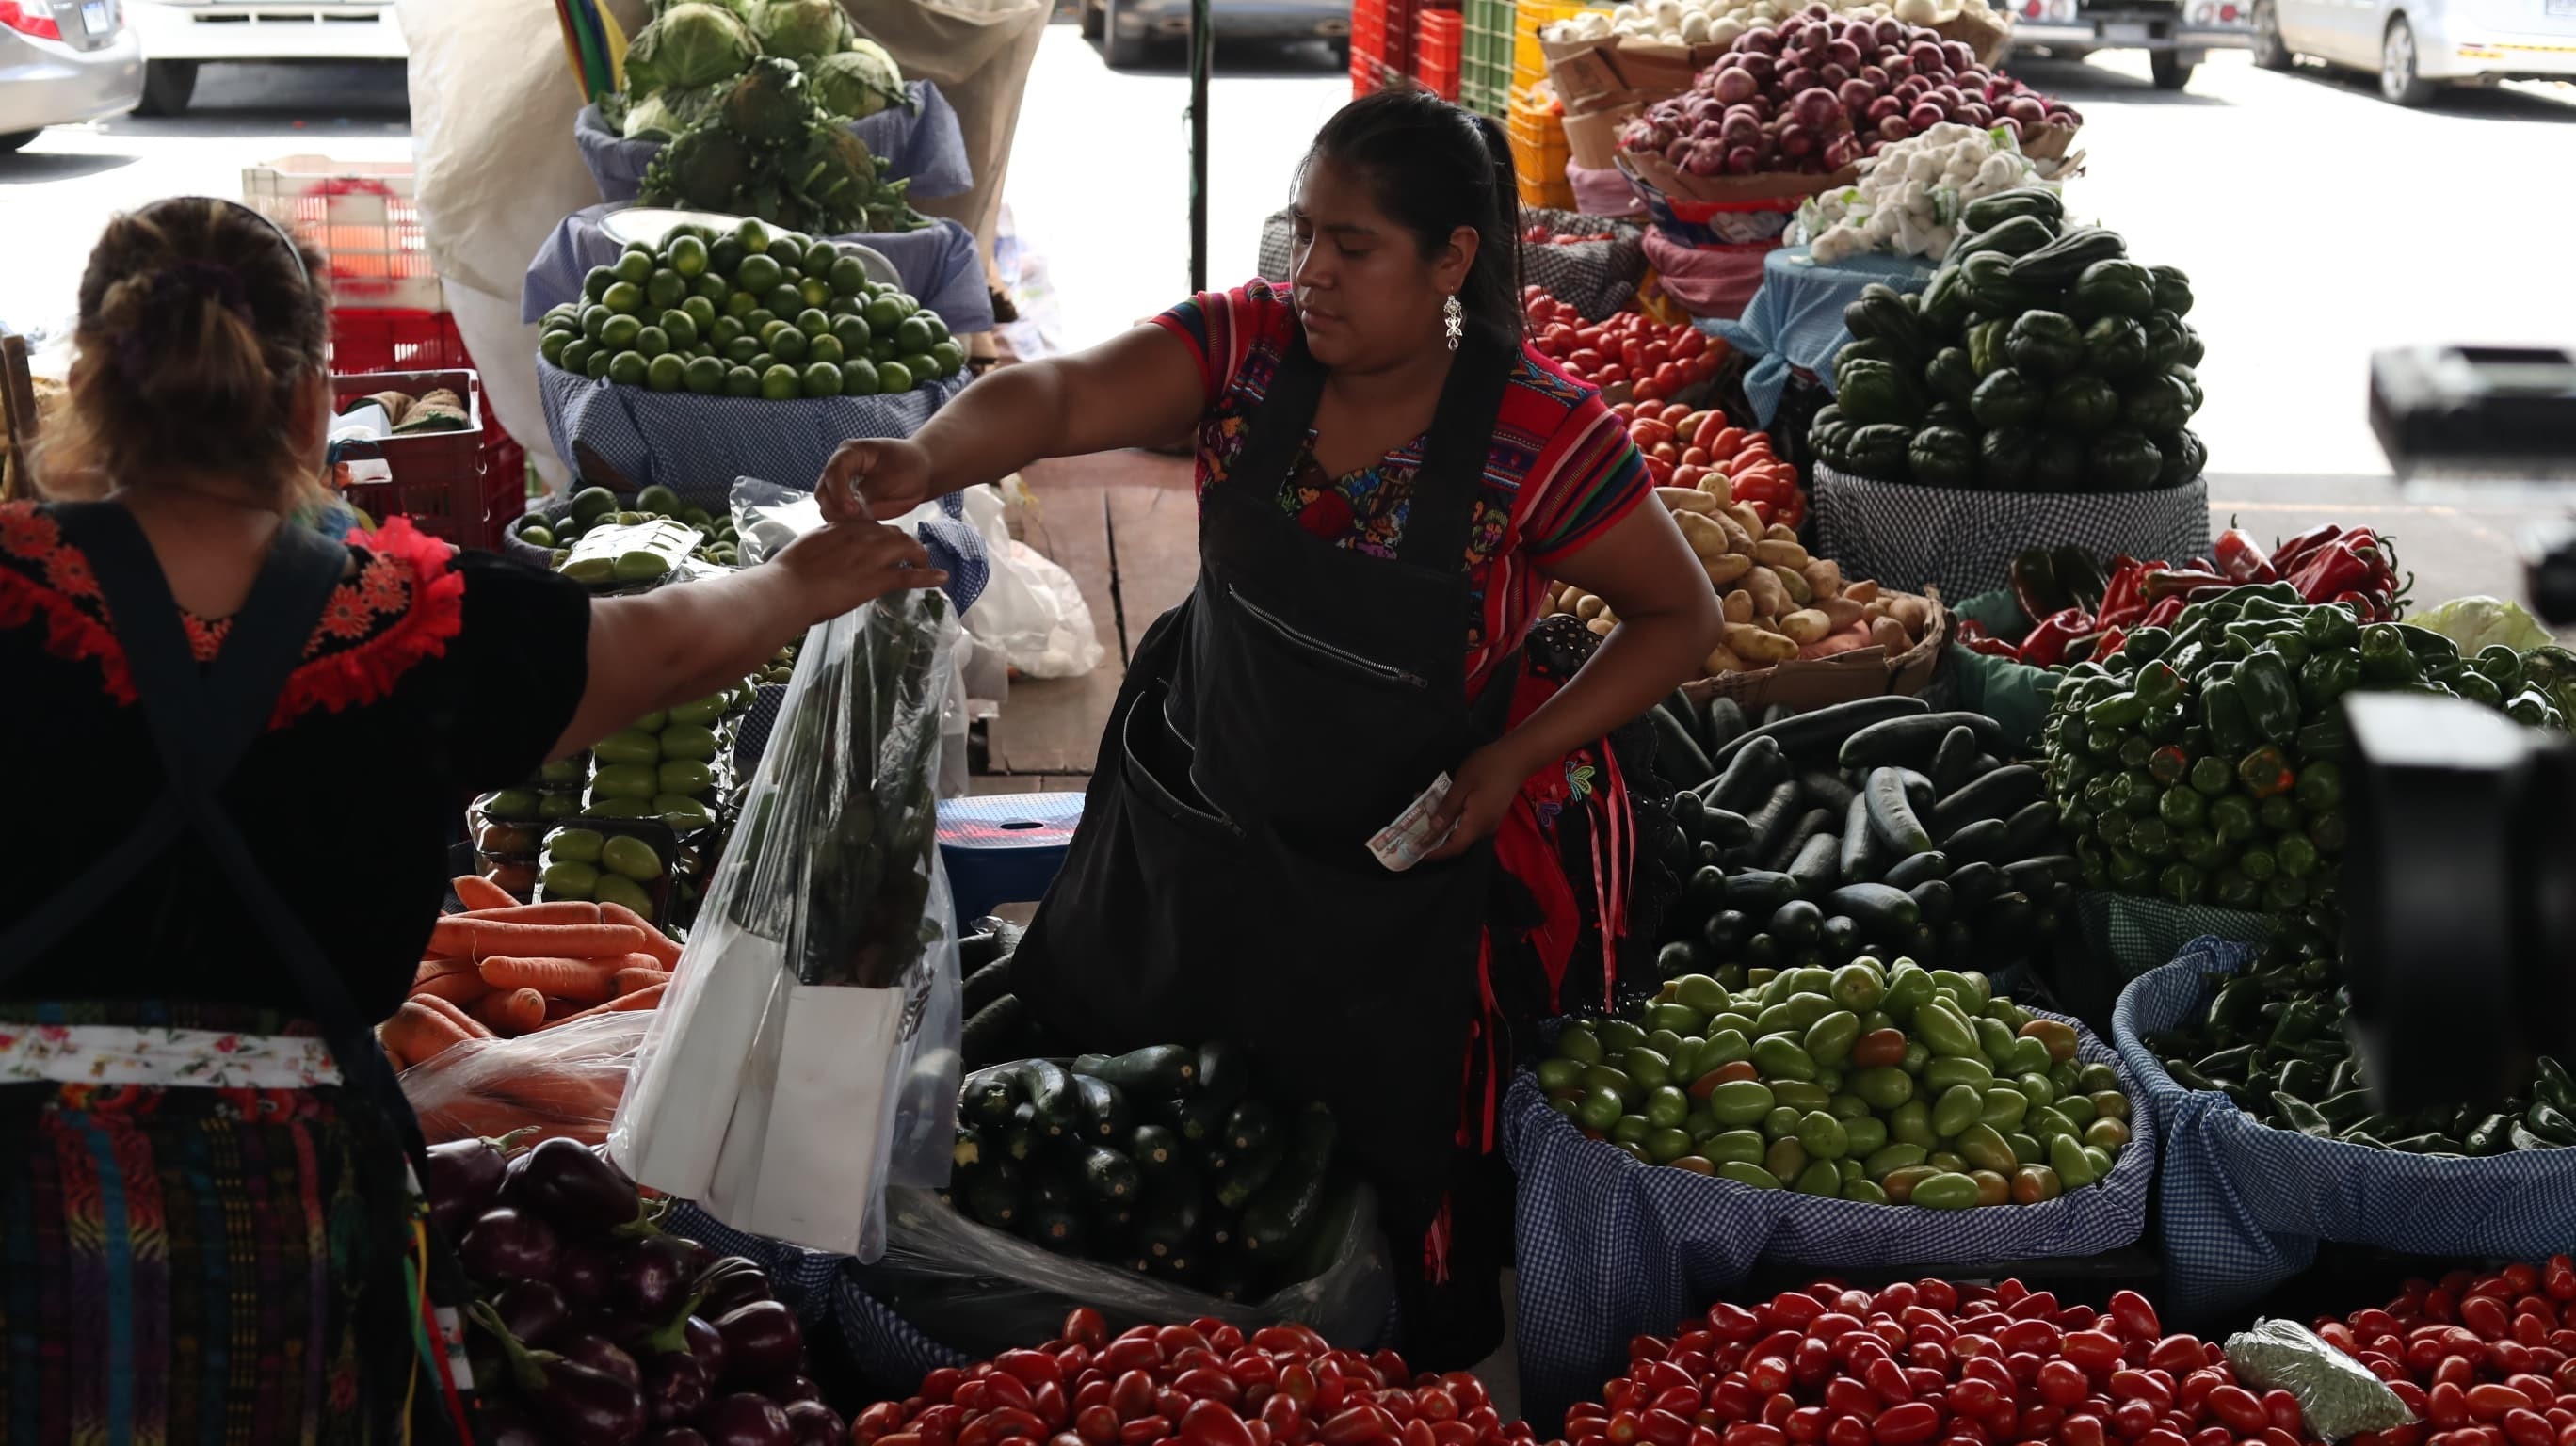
[1517,387,1652,566]
[1150,280,1295,411]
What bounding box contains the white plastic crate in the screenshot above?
[241,155,445,313]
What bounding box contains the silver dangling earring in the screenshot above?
[1443,294,1463,352]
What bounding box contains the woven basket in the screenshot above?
[1677,586,1947,715]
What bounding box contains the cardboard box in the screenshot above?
[1540,31,1732,110]
[1561,99,1642,170]
[1935,5,2013,68]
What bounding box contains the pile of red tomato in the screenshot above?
[1527,287,1724,405]
[2316,1258,2576,1446]
[1612,403,1808,532]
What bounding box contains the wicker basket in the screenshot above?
[1678,586,1948,715]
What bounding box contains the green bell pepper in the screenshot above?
[2294,759,2343,812]
[2302,605,2360,652]
[2359,624,2417,684]
[2189,755,2235,796]
[2236,649,2302,745]
[2200,676,2257,755]
[2237,745,2296,800]
[2298,651,2360,710]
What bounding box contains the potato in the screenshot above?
[1772,564,1813,606]
[1674,510,1729,560]
[1843,578,1881,605]
[1744,565,1791,619]
[1703,643,1748,675]
[1803,557,1843,600]
[1725,622,1799,663]
[1724,503,1767,540]
[1888,593,1932,635]
[1574,593,1608,620]
[1587,616,1617,637]
[1705,552,1754,586]
[1656,486,1717,515]
[1870,615,1911,651]
[1697,475,1730,498]
[1722,588,1754,624]
[1763,523,1799,543]
[1714,510,1758,555]
[1819,596,1866,633]
[1755,538,1810,570]
[1779,608,1832,645]
[1864,598,1892,620]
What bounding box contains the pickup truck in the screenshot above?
[1998,0,2253,89]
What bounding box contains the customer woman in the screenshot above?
[0,196,943,1442]
[819,87,1721,1364]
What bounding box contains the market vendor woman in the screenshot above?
[825,88,1721,1363]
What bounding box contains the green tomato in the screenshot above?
[726,289,760,319]
[540,329,572,364]
[839,358,880,396]
[599,313,643,351]
[692,272,731,305]
[681,295,717,331]
[607,350,650,387]
[583,265,619,300]
[894,314,937,355]
[734,252,782,296]
[769,328,808,363]
[806,333,845,366]
[832,314,872,354]
[797,307,831,338]
[864,295,905,331]
[829,254,868,297]
[766,283,804,317]
[760,363,801,400]
[635,325,671,359]
[659,310,700,351]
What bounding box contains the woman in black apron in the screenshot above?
[0,197,944,1442]
[822,89,1722,1365]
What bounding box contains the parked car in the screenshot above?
[2000,0,2252,88]
[1,0,142,152]
[121,0,405,117]
[1081,0,1348,68]
[2250,0,2576,103]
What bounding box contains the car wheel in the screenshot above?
[134,59,199,118]
[2380,16,2437,104]
[2250,0,2293,69]
[2149,49,2196,88]
[1079,0,1102,39]
[1099,0,1147,66]
[0,130,36,155]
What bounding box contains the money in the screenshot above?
[1367,773,1457,873]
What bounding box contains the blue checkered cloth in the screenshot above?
[1506,1004,2154,1429]
[2111,935,2576,1326]
[574,84,974,209]
[1714,246,1940,426]
[523,203,993,338]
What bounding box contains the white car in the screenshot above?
[122,0,404,116]
[2250,0,2576,103]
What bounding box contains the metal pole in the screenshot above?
[1188,0,1211,293]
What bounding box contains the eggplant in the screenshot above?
[510,1137,648,1234]
[702,1393,795,1446]
[714,1300,803,1390]
[563,1333,643,1390]
[683,1315,728,1382]
[423,1136,512,1241]
[472,1302,649,1446]
[460,1207,560,1284]
[647,1432,713,1446]
[484,1403,555,1446]
[777,1374,822,1405]
[643,1350,713,1427]
[555,1239,620,1309]
[615,1235,699,1317]
[494,1279,572,1348]
[782,1401,846,1446]
[697,1257,771,1318]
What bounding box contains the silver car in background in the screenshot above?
[1081,0,1350,68]
[2250,0,2576,104]
[0,0,142,153]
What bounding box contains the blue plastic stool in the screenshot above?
[936,792,1085,927]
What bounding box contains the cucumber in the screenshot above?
[1930,764,2044,841]
[958,1065,1022,1129]
[1908,879,1954,926]
[1744,779,1805,866]
[1722,870,1797,915]
[962,956,1015,1016]
[1704,696,1748,753]
[1135,1163,1206,1261]
[1797,770,1857,817]
[1197,1039,1250,1114]
[1839,793,1886,884]
[1929,726,1980,795]
[2000,799,2060,861]
[1941,817,2008,864]
[1786,829,1842,900]
[1129,1123,1185,1174]
[1010,1059,1078,1138]
[1077,1044,1198,1094]
[1698,808,1757,851]
[1078,1143,1144,1203]
[1863,767,1935,856]
[1711,696,1931,771]
[2001,855,2079,893]
[1766,808,1836,873]
[1703,734,1789,813]
[1213,1138,1284,1209]
[1827,883,1922,939]
[1880,850,1950,891]
[959,994,1026,1068]
[1945,860,2002,911]
[1225,1101,1278,1154]
[1837,712,2007,772]
[1239,1105,1338,1255]
[1072,1074,1132,1142]
[1650,704,1715,786]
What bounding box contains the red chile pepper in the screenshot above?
[2140,594,2189,631]
[2214,527,2278,584]
[2017,608,2095,667]
[2141,567,2231,602]
[2271,524,2344,575]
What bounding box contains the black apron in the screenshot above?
[0,502,475,1443]
[1011,331,1519,1353]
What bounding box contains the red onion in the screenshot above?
[1859,62,1889,89]
[1877,116,1911,143]
[2046,107,2079,126]
[1873,17,1906,47]
[1805,2,1830,20]
[1907,98,1945,130]
[1996,115,2025,141]
[1713,66,1759,104]
[1788,85,1843,129]
[1866,94,1903,121]
[1736,24,1779,53]
[1835,77,1875,113]
[1908,40,1945,72]
[1798,20,1833,52]
[1779,63,1817,92]
[1815,61,1848,88]
[1943,40,1975,69]
[1664,135,1697,165]
[1960,101,1993,125]
[1883,53,1914,80]
[1826,37,1862,68]
[2007,95,2046,124]
[1724,143,1761,174]
[1685,138,1727,175]
[1896,74,1930,100]
[1933,82,1963,108]
[1737,50,1778,83]
[1719,110,1762,145]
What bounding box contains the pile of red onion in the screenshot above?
[1618,3,2083,178]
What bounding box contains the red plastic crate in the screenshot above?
[329,309,528,545]
[1415,8,1462,97]
[1384,0,1419,76]
[330,367,525,551]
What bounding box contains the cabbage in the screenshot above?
[620,82,725,140]
[624,2,757,96]
[749,0,851,63]
[2413,595,2553,656]
[811,41,905,119]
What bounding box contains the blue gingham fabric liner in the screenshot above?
[523,203,993,337]
[1713,246,1939,426]
[663,1201,960,1395]
[1506,1004,2154,1429]
[573,83,973,208]
[2112,935,2576,1326]
[1811,461,2212,603]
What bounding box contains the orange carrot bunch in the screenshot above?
[383,882,686,1070]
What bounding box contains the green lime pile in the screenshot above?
[539,216,964,400]
[517,484,742,570]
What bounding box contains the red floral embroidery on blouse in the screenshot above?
[0,501,466,727]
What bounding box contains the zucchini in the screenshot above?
[1786,829,1842,900]
[1837,712,2006,772]
[1929,763,2045,840]
[1239,1105,1338,1255]
[1908,879,1953,926]
[959,993,1026,1068]
[1078,1144,1144,1203]
[1135,1163,1206,1261]
[1072,1074,1132,1142]
[1196,1039,1250,1114]
[1943,817,2008,864]
[1826,883,1921,940]
[1863,767,1935,856]
[1650,704,1714,786]
[961,1162,1025,1229]
[1698,808,1757,851]
[1129,1122,1185,1174]
[2000,799,2059,860]
[1671,790,1708,841]
[958,1065,1023,1129]
[1704,696,1748,753]
[1009,1059,1078,1138]
[1838,792,1885,884]
[1945,860,2002,912]
[1929,726,1980,795]
[1225,1101,1279,1155]
[1076,1044,1198,1094]
[1283,1172,1367,1288]
[1026,1178,1087,1252]
[1722,870,1797,914]
[953,1122,989,1174]
[962,956,1015,1016]
[1005,1101,1039,1161]
[1766,809,1835,873]
[1170,1090,1231,1143]
[1703,734,1789,813]
[1213,1137,1284,1209]
[2001,855,2079,893]
[1710,696,1931,772]
[1880,850,1950,891]
[1797,770,1857,817]
[1744,779,1805,866]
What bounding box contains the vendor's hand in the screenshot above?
[1423,739,1538,862]
[819,437,936,520]
[772,518,946,624]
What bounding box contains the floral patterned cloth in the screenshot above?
[0,1020,342,1090]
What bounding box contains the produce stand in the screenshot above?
[1715,247,1939,427]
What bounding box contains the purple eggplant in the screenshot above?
[696,1257,771,1319]
[714,1301,803,1390]
[701,1394,795,1446]
[777,1376,821,1406]
[461,1207,561,1284]
[646,1432,712,1446]
[510,1137,647,1235]
[781,1400,845,1445]
[482,1401,553,1446]
[472,1301,648,1446]
[555,1239,621,1309]
[643,1350,712,1427]
[424,1136,512,1241]
[495,1279,572,1349]
[615,1235,699,1318]
[562,1333,643,1390]
[683,1316,728,1382]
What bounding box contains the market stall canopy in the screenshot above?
[843,0,1051,265]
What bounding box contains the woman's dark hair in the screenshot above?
[1307,86,1524,347]
[49,196,330,503]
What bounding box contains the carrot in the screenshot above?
[479,955,620,1004]
[613,967,673,997]
[546,982,668,1028]
[597,902,683,969]
[412,971,494,1005]
[429,916,475,956]
[382,1001,472,1065]
[459,902,601,926]
[475,987,548,1037]
[411,992,495,1041]
[464,922,645,963]
[452,874,518,911]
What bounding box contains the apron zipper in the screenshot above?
[1229,586,1427,689]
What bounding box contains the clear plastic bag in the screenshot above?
[608,586,965,1261]
[2223,1319,2414,1441]
[402,1013,647,1148]
[958,479,1104,681]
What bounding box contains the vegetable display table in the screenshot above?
[573,82,973,210]
[1715,246,1939,427]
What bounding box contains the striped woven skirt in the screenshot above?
[0,1001,427,1445]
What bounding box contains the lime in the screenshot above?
[581,305,612,342]
[583,265,618,301]
[636,325,671,359]
[725,290,760,320]
[831,314,871,353]
[758,318,794,347]
[765,283,803,317]
[692,272,730,305]
[898,353,940,385]
[769,328,808,363]
[647,353,686,392]
[660,310,700,350]
[710,314,744,347]
[668,233,710,278]
[806,333,845,366]
[829,255,867,297]
[684,356,728,394]
[894,314,936,355]
[767,233,808,265]
[802,362,845,398]
[839,358,880,396]
[608,350,650,387]
[760,363,801,401]
[724,335,762,363]
[689,344,715,361]
[600,313,643,350]
[871,337,898,362]
[603,281,646,316]
[734,217,770,255]
[543,303,580,331]
[724,364,762,397]
[709,237,746,276]
[864,295,905,331]
[802,239,839,275]
[735,252,782,296]
[930,340,966,378]
[798,277,831,310]
[923,312,952,345]
[877,360,915,394]
[542,330,575,365]
[781,265,803,286]
[624,238,657,259]
[681,295,717,331]
[613,250,655,286]
[749,353,775,374]
[646,269,687,309]
[745,308,777,335]
[796,307,831,339]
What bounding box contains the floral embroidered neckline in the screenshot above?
[0,500,466,727]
